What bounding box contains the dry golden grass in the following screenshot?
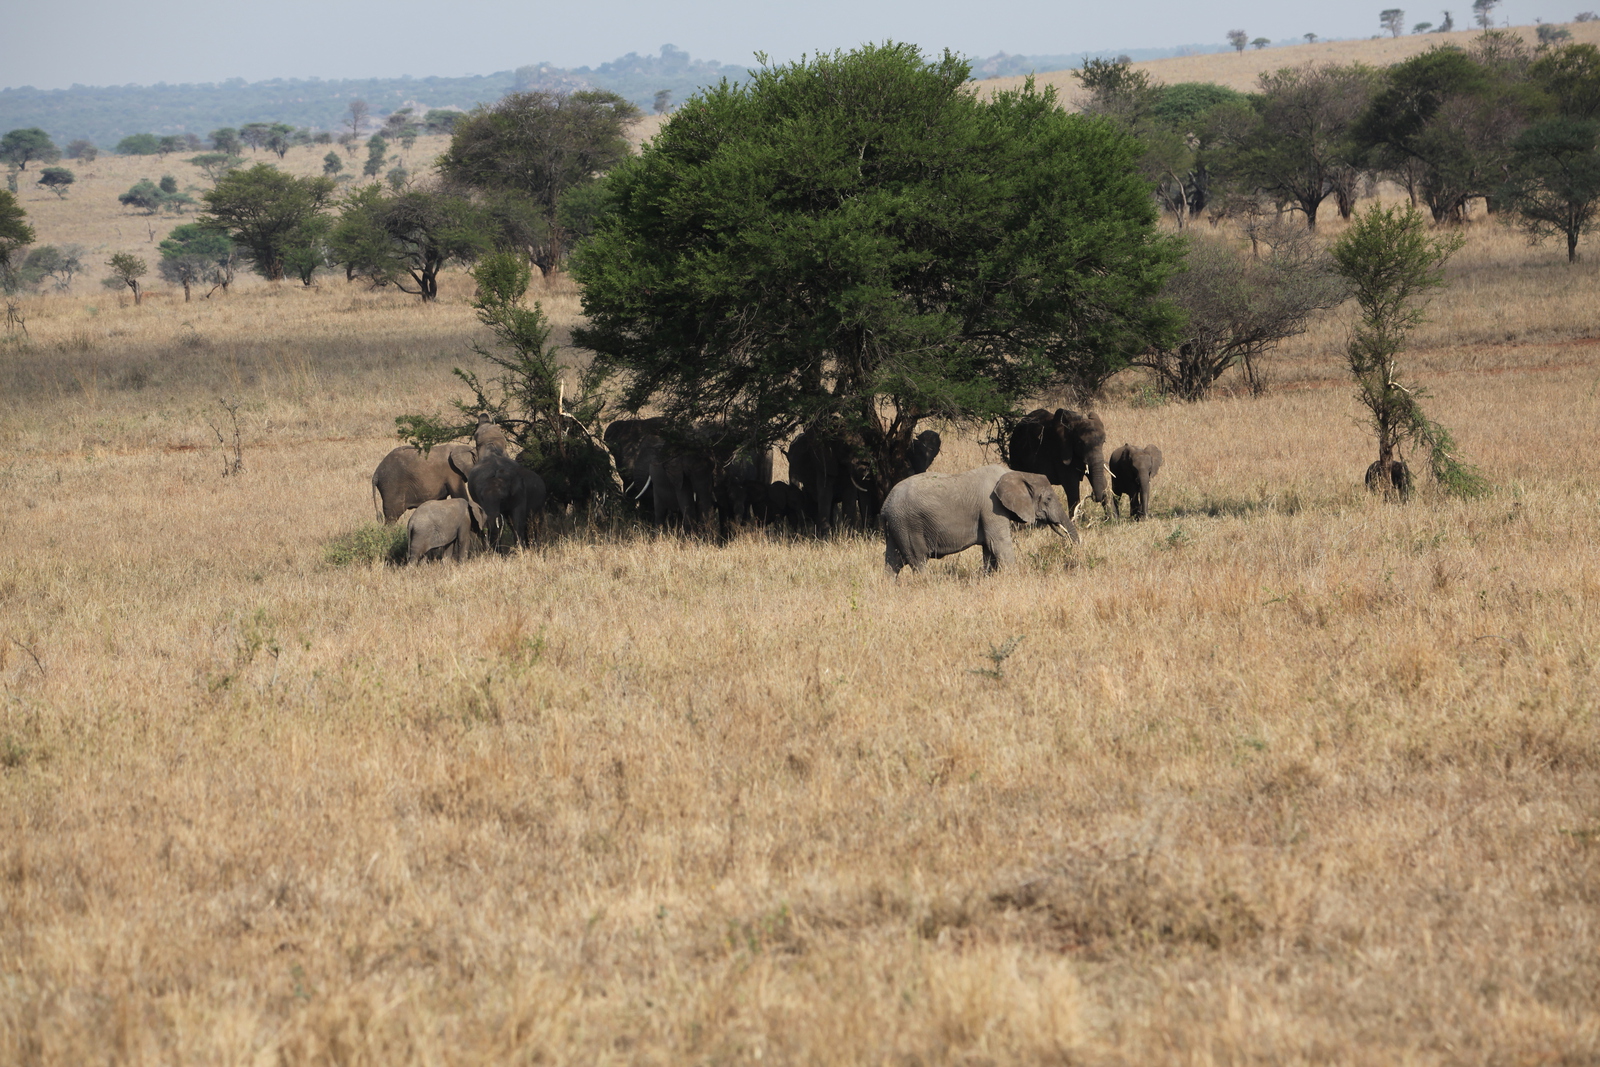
[3,170,1600,1063]
[974,19,1600,105]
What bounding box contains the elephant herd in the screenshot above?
[368,407,1164,573]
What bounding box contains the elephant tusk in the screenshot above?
[1051,522,1082,546]
[633,474,653,500]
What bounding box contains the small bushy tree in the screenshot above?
[117,133,160,156]
[1227,29,1249,52]
[104,252,148,304]
[37,167,74,198]
[187,153,244,184]
[1330,204,1484,497]
[20,245,84,290]
[1500,116,1600,260]
[210,128,242,155]
[65,139,98,161]
[1136,226,1348,399]
[363,134,387,178]
[396,253,616,508]
[1381,9,1407,36]
[160,223,235,296]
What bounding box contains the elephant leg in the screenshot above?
[884,540,906,577]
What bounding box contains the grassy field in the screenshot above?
[3,41,1600,1064]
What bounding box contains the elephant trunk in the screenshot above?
[1086,444,1109,505]
[1136,468,1153,520]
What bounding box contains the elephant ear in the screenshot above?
[468,501,488,530]
[448,446,477,480]
[994,471,1037,524]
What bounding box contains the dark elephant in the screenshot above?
[787,424,876,531]
[910,429,942,475]
[603,417,667,501]
[1108,443,1164,521]
[461,450,547,549]
[406,498,487,564]
[714,444,775,526]
[371,443,478,523]
[603,417,716,531]
[1007,408,1109,515]
[881,464,1080,576]
[1365,458,1411,499]
[756,480,810,528]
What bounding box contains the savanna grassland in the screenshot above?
[3,73,1600,1065]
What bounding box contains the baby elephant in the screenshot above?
[1365,458,1411,499]
[881,463,1080,576]
[406,498,486,564]
[1108,443,1163,521]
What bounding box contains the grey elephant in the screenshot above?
[371,443,478,523]
[881,464,1080,576]
[1007,408,1109,515]
[406,497,487,564]
[1108,443,1163,521]
[465,451,547,549]
[474,412,512,458]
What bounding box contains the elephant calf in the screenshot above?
[881,464,1080,576]
[1108,443,1163,521]
[406,498,486,564]
[1366,458,1411,499]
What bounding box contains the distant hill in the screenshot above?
[0,45,754,149]
[0,41,1254,150]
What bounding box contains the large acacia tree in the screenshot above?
[570,43,1182,485]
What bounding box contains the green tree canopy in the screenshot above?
[1499,116,1600,260]
[188,152,245,184]
[116,133,161,156]
[1354,41,1540,221]
[1,128,61,171]
[1221,63,1379,229]
[158,223,236,299]
[103,251,148,304]
[37,166,74,199]
[570,43,1182,486]
[198,163,336,282]
[329,183,491,300]
[0,189,34,290]
[439,88,640,272]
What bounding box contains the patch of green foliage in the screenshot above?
[323,523,407,567]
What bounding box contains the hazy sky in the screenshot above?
[2,0,1554,90]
